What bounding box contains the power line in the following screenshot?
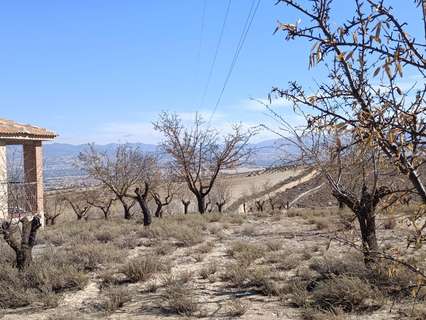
[199,0,232,110]
[194,0,207,108]
[208,0,261,124]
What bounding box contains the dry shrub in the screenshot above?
[227,241,264,266]
[206,213,222,223]
[299,308,346,320]
[307,217,331,230]
[100,286,131,312]
[310,275,383,312]
[225,214,245,225]
[153,242,175,256]
[161,279,199,316]
[64,243,124,271]
[195,241,214,254]
[225,299,248,317]
[264,239,282,251]
[0,253,87,309]
[383,217,397,230]
[266,250,304,271]
[220,263,278,295]
[241,224,256,237]
[199,261,218,279]
[94,230,113,243]
[145,219,204,247]
[121,256,170,283]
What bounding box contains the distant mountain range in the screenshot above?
[5,139,296,188]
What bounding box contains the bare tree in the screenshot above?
[151,175,176,218]
[153,112,254,214]
[65,192,92,221]
[255,200,265,213]
[86,188,116,220]
[181,199,191,214]
[125,154,158,226]
[44,193,66,225]
[272,0,426,203]
[1,215,41,270]
[78,144,147,220]
[210,179,231,213]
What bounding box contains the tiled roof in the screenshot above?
[0,118,57,140]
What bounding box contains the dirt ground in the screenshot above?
[1,205,425,320]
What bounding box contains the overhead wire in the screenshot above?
[199,0,232,110]
[208,0,261,124]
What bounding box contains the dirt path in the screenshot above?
[230,170,318,212]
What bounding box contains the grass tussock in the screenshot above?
[161,274,199,316]
[225,299,248,317]
[121,255,170,283]
[0,254,88,309]
[100,286,132,312]
[227,241,264,266]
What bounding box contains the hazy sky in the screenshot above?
[0,1,423,144]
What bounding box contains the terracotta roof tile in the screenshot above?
[0,118,57,140]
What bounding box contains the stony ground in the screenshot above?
[2,206,426,320]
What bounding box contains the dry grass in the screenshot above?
[100,286,131,312]
[227,241,264,266]
[225,299,248,317]
[121,255,170,283]
[160,274,199,316]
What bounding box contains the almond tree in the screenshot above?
[78,144,147,220]
[86,188,116,220]
[44,193,66,225]
[1,216,42,270]
[210,179,231,213]
[151,175,177,218]
[153,112,254,214]
[272,0,426,202]
[65,192,92,220]
[125,154,158,226]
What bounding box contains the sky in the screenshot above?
[0,0,423,145]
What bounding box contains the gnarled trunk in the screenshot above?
[134,185,152,226]
[2,216,42,270]
[182,200,190,214]
[196,194,206,214]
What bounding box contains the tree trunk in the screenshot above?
[182,200,190,214]
[2,216,42,270]
[155,204,163,218]
[135,196,152,226]
[120,198,132,220]
[357,207,379,265]
[77,215,83,220]
[196,195,206,214]
[16,247,33,270]
[216,202,224,213]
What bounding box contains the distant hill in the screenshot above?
[4,139,294,188]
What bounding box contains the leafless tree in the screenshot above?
[209,179,231,213]
[1,215,42,270]
[153,112,254,214]
[151,173,177,218]
[78,144,148,220]
[255,200,265,213]
[45,193,66,225]
[86,188,116,220]
[125,154,158,226]
[65,191,92,221]
[0,151,42,269]
[181,199,191,214]
[272,0,426,203]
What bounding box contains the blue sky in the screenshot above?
[0,1,423,144]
